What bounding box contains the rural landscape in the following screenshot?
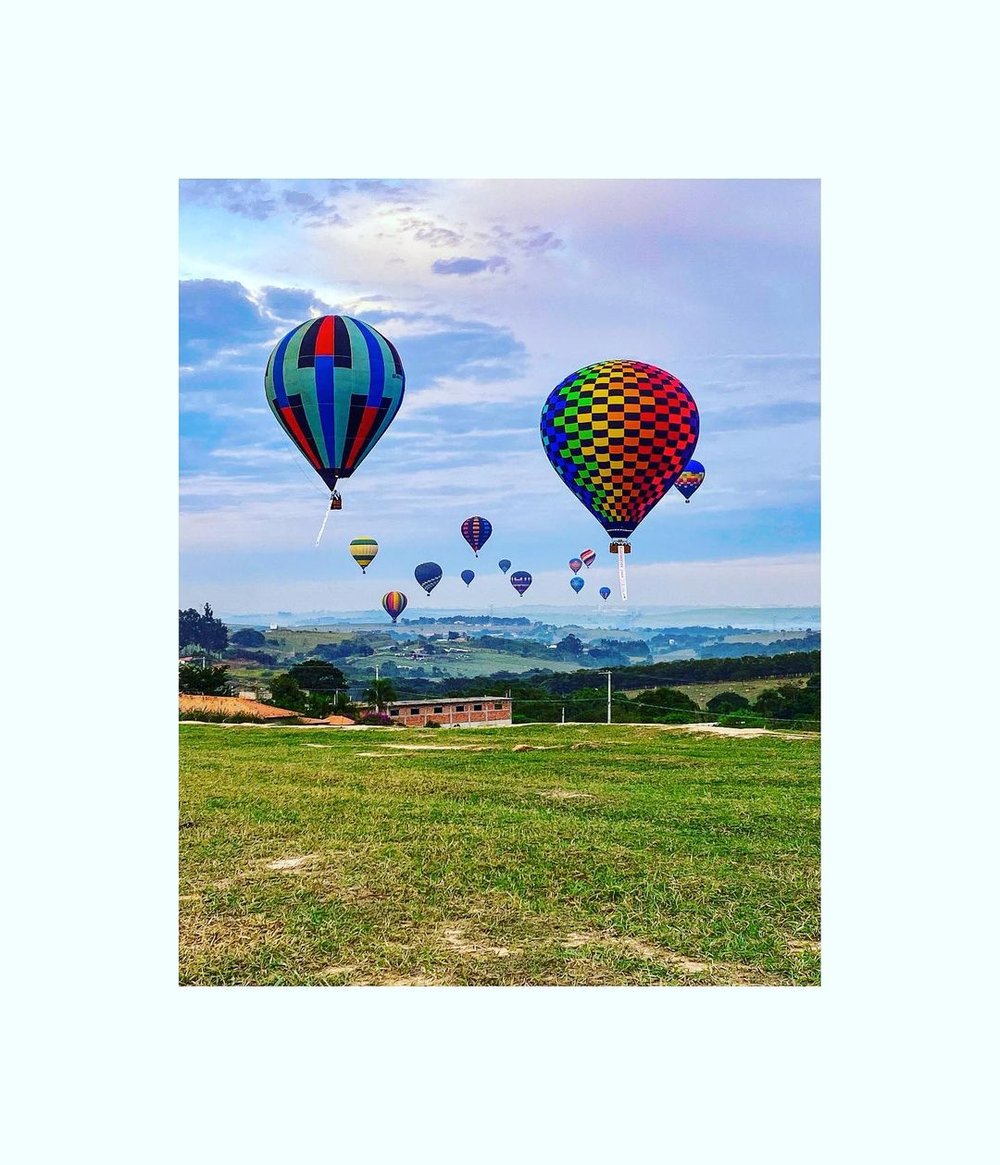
[179,604,820,985]
[180,178,820,987]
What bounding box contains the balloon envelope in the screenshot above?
[381,591,407,623]
[599,586,612,601]
[461,569,475,586]
[510,571,532,596]
[461,516,493,556]
[570,576,584,593]
[580,549,596,568]
[265,315,405,493]
[414,562,442,595]
[540,360,698,540]
[675,460,706,502]
[349,536,378,573]
[569,557,583,574]
[498,559,511,574]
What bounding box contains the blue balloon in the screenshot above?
[498,559,511,574]
[414,561,443,595]
[510,571,532,596]
[461,569,475,586]
[599,586,611,601]
[570,576,585,594]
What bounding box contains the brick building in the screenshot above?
[386,696,512,728]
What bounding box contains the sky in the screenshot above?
[179,179,819,616]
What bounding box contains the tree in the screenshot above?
[179,608,202,651]
[287,659,348,692]
[557,634,583,656]
[230,628,266,647]
[303,691,335,718]
[179,663,231,695]
[198,603,229,652]
[363,678,398,712]
[753,683,819,722]
[706,691,751,714]
[178,603,229,653]
[267,673,306,712]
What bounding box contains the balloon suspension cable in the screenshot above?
[314,496,335,546]
[618,544,628,601]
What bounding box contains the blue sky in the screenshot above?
[179,179,819,614]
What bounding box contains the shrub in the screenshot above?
[716,711,767,728]
[354,712,401,727]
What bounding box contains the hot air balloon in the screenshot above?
[264,315,405,542]
[381,591,407,623]
[461,516,492,556]
[498,559,511,574]
[580,549,596,568]
[414,562,442,595]
[675,460,706,503]
[599,586,612,601]
[510,571,532,596]
[461,569,475,587]
[349,536,378,573]
[570,576,584,594]
[569,557,583,574]
[540,359,698,599]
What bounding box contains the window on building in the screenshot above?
[473,704,482,711]
[455,705,465,712]
[493,703,503,710]
[410,707,420,714]
[433,706,443,713]
[389,708,399,716]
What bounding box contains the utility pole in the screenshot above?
[375,662,380,682]
[561,705,566,725]
[602,670,612,724]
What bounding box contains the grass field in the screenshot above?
[179,722,819,986]
[622,676,810,707]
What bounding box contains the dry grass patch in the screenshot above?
[265,854,319,871]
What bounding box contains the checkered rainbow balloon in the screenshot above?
[540,359,699,598]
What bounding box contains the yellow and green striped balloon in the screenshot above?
[349,536,379,573]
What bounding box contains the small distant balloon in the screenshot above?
[599,586,611,601]
[381,591,407,623]
[510,570,532,596]
[498,559,511,574]
[349,536,378,573]
[414,562,443,595]
[461,516,493,556]
[461,569,475,587]
[569,557,583,574]
[570,576,585,594]
[674,460,706,503]
[580,549,596,568]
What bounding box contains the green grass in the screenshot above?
[179,722,820,986]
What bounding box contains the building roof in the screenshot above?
[387,696,509,707]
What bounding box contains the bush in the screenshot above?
[716,711,767,728]
[354,712,402,727]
